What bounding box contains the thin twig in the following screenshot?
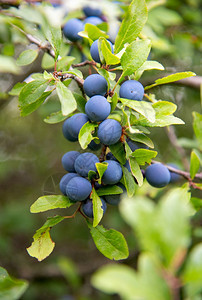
[165,126,190,171]
[61,73,85,98]
[99,145,107,162]
[63,203,82,219]
[72,60,96,68]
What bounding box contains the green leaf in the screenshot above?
[122,166,136,197]
[43,25,62,60]
[44,111,68,124]
[114,0,148,53]
[9,82,26,96]
[91,264,137,299]
[153,101,177,116]
[56,56,75,72]
[67,69,83,78]
[78,122,98,150]
[135,60,164,80]
[88,222,129,260]
[127,133,154,148]
[97,185,123,197]
[131,149,157,165]
[129,157,143,186]
[88,170,97,181]
[41,53,55,69]
[120,99,156,123]
[30,195,74,213]
[27,215,64,261]
[120,39,151,79]
[96,162,108,184]
[125,141,132,159]
[91,188,104,227]
[20,91,51,117]
[145,72,196,90]
[73,92,87,113]
[120,185,192,267]
[110,93,118,112]
[109,142,127,165]
[0,267,28,300]
[101,39,120,65]
[134,113,184,127]
[183,244,202,297]
[0,55,20,74]
[56,81,77,116]
[80,24,108,43]
[190,197,202,211]
[190,151,200,180]
[19,80,48,108]
[91,254,171,300]
[193,112,202,150]
[16,49,38,66]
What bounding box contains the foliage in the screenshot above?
[0,0,201,299]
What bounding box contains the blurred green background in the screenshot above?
[0,0,201,299]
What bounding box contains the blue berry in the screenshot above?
[104,183,126,205]
[98,119,122,145]
[119,80,144,101]
[102,160,122,185]
[106,152,118,161]
[66,177,92,201]
[62,119,77,142]
[90,39,113,63]
[62,151,80,172]
[62,113,89,142]
[82,198,107,218]
[145,163,171,188]
[59,173,79,195]
[88,140,102,151]
[85,95,111,122]
[83,74,108,97]
[83,6,102,17]
[84,16,103,26]
[74,152,99,177]
[63,19,84,42]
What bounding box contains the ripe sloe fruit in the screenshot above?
[59,173,79,195]
[83,74,108,97]
[84,17,103,25]
[85,95,111,122]
[83,6,102,17]
[62,113,89,142]
[66,177,92,201]
[98,119,122,145]
[106,152,118,161]
[82,198,107,218]
[74,152,99,177]
[145,163,171,188]
[62,119,77,142]
[119,80,144,101]
[88,140,102,151]
[102,160,123,184]
[104,183,126,205]
[62,151,80,172]
[63,19,84,42]
[90,39,113,63]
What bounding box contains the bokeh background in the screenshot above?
[0,0,201,299]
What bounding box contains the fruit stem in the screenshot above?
[99,145,107,162]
